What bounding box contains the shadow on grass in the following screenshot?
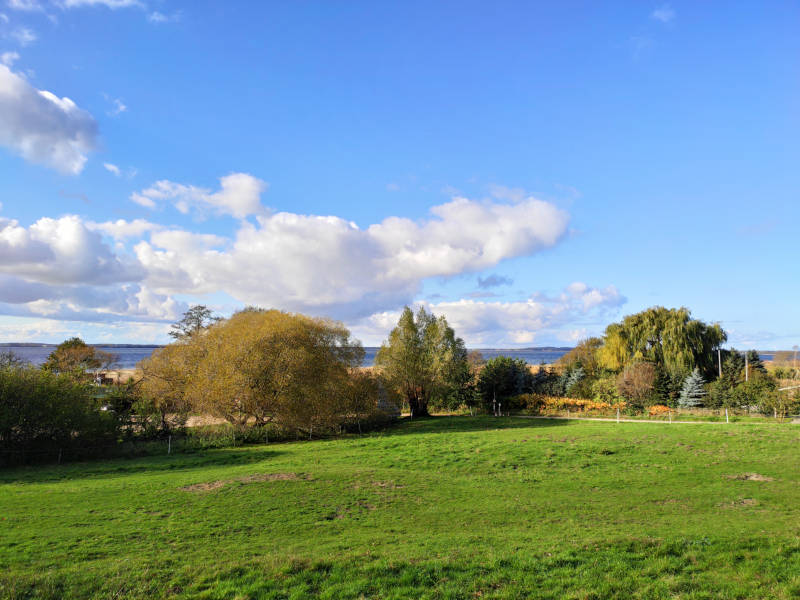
[378,415,567,437]
[0,417,562,483]
[0,446,285,484]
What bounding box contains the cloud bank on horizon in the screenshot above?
[0,168,624,345]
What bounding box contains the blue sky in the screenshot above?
[0,1,798,348]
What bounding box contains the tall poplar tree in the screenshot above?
[375,306,468,417]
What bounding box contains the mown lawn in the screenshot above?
[2,417,800,599]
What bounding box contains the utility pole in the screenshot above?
[745,352,749,382]
[718,348,722,378]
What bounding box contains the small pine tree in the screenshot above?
[745,350,766,375]
[653,367,673,405]
[565,367,585,396]
[678,368,706,407]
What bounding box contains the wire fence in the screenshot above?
[0,434,255,468]
[0,417,390,468]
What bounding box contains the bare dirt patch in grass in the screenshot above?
[181,480,229,492]
[180,472,307,492]
[719,498,759,508]
[725,473,774,482]
[372,480,403,490]
[239,473,303,483]
[654,498,687,506]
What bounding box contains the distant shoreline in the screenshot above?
[0,343,165,348]
[1,343,573,351]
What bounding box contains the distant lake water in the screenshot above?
[2,346,162,369]
[2,345,776,369]
[361,347,572,366]
[5,345,571,369]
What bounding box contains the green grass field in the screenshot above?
[2,417,800,599]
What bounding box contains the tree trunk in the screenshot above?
[407,393,430,417]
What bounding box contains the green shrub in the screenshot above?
[591,374,622,405]
[0,366,120,465]
[477,356,532,411]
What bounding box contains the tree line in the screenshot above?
[0,307,398,465]
[463,307,796,418]
[2,303,797,466]
[373,305,798,418]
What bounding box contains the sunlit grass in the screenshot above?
[2,417,799,599]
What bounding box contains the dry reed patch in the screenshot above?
[180,472,307,492]
[725,473,774,482]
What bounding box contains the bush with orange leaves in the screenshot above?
[517,393,626,414]
[648,404,671,417]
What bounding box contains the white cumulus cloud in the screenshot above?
[127,189,569,320]
[0,182,621,344]
[0,215,143,285]
[0,64,98,173]
[131,173,268,219]
[87,218,162,240]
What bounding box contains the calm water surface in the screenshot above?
[2,346,161,369]
[3,345,774,369]
[4,345,572,368]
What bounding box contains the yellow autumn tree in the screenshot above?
[140,308,371,435]
[137,341,200,431]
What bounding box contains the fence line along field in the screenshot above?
[2,416,799,599]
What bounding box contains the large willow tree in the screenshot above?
[597,307,726,379]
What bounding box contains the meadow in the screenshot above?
[2,417,799,599]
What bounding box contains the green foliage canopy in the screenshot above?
[598,307,726,379]
[168,305,221,340]
[375,306,468,417]
[41,337,117,381]
[477,356,532,411]
[0,366,119,463]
